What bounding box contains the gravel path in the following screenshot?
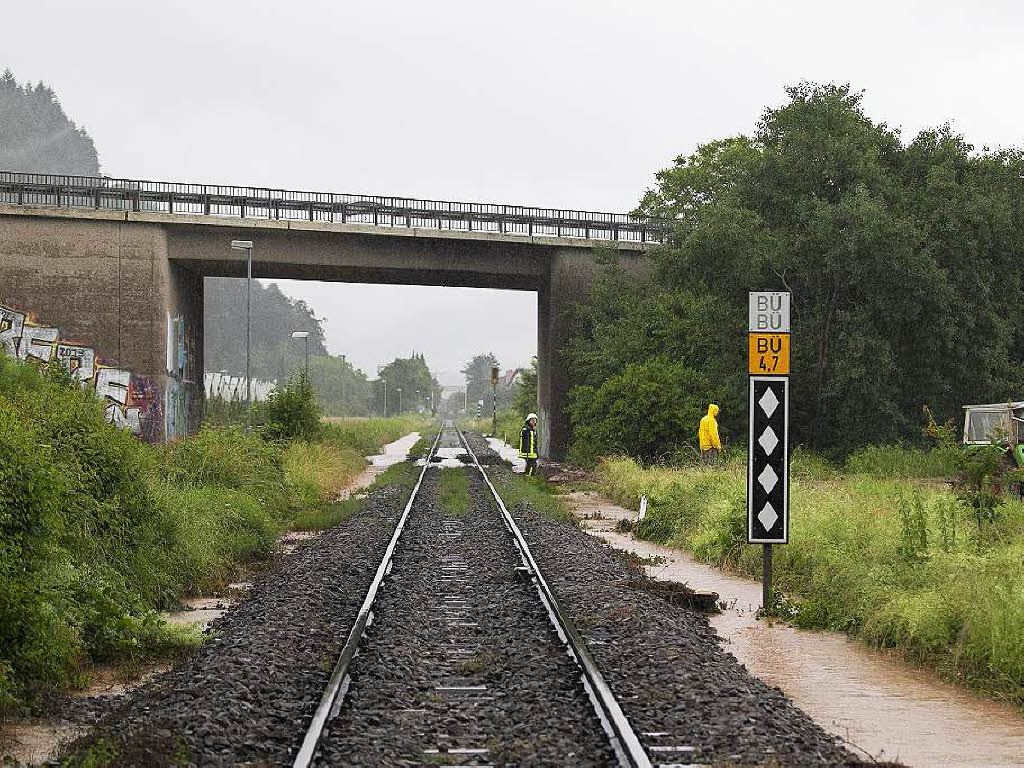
[315,432,616,766]
[464,431,864,767]
[57,483,411,767]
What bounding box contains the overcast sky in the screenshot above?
[5,0,1023,384]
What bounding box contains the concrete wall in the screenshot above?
[0,210,203,440]
[0,205,648,456]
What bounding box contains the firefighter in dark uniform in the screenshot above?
[519,413,539,475]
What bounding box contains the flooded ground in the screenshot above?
[1,433,423,766]
[486,436,526,471]
[340,431,422,496]
[567,488,1024,767]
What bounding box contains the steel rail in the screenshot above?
[292,429,443,768]
[454,428,653,768]
[0,170,670,244]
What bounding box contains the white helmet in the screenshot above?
[527,413,538,422]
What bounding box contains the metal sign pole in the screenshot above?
[747,292,791,611]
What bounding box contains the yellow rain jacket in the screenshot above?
[698,404,722,451]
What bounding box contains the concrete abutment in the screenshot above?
[0,206,648,457]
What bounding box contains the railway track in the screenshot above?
[293,424,662,767]
[55,423,860,766]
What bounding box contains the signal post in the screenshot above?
[748,292,791,609]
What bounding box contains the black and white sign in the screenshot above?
[749,291,791,333]
[748,376,789,543]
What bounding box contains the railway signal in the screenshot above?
[491,365,500,436]
[748,292,790,609]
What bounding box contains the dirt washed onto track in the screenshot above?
[315,462,615,766]
[464,432,864,767]
[55,483,411,767]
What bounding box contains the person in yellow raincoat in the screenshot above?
[698,404,722,464]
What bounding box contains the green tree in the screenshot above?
[0,70,100,175]
[513,358,538,418]
[462,353,499,411]
[204,279,329,383]
[306,356,371,417]
[373,353,439,415]
[569,82,1024,459]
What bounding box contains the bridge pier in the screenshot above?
[537,249,606,460]
[1,197,651,455]
[0,212,204,441]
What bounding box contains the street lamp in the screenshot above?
[416,390,420,413]
[230,239,253,434]
[291,331,310,377]
[396,387,402,413]
[381,376,387,417]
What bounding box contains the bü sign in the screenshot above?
[748,291,791,609]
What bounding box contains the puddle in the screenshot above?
[485,436,526,472]
[418,445,473,469]
[1,723,88,765]
[567,490,1024,767]
[338,432,422,499]
[165,595,236,633]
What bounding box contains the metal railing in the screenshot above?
[0,170,668,244]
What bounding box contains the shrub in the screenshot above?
[261,373,322,441]
[568,359,720,466]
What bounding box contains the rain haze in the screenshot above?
[4,0,1023,382]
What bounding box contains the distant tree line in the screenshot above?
[567,83,1024,462]
[204,278,372,416]
[0,69,100,175]
[372,353,439,415]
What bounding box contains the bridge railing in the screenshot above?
[0,171,669,244]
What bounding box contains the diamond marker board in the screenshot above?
[748,376,789,543]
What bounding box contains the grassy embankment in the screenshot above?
[0,353,426,714]
[596,444,1024,707]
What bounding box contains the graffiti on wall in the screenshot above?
[205,371,275,402]
[0,303,163,441]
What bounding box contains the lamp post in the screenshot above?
[230,240,253,433]
[396,387,402,413]
[291,331,310,377]
[381,376,387,417]
[416,390,420,414]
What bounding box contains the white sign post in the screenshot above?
[748,292,791,610]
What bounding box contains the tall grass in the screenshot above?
[321,415,429,455]
[437,468,470,516]
[595,452,1024,706]
[0,353,430,713]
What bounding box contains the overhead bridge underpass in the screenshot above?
[0,171,665,457]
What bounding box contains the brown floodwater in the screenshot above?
[567,489,1024,767]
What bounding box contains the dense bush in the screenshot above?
[0,345,431,711]
[0,358,196,711]
[568,359,719,466]
[260,373,323,441]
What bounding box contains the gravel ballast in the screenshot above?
[315,432,616,766]
[57,482,412,767]
[464,431,862,766]
[55,429,871,767]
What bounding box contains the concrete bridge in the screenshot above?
[0,171,663,458]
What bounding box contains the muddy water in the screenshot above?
[1,432,424,766]
[339,431,423,496]
[568,489,1024,767]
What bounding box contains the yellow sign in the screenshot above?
[748,333,790,375]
